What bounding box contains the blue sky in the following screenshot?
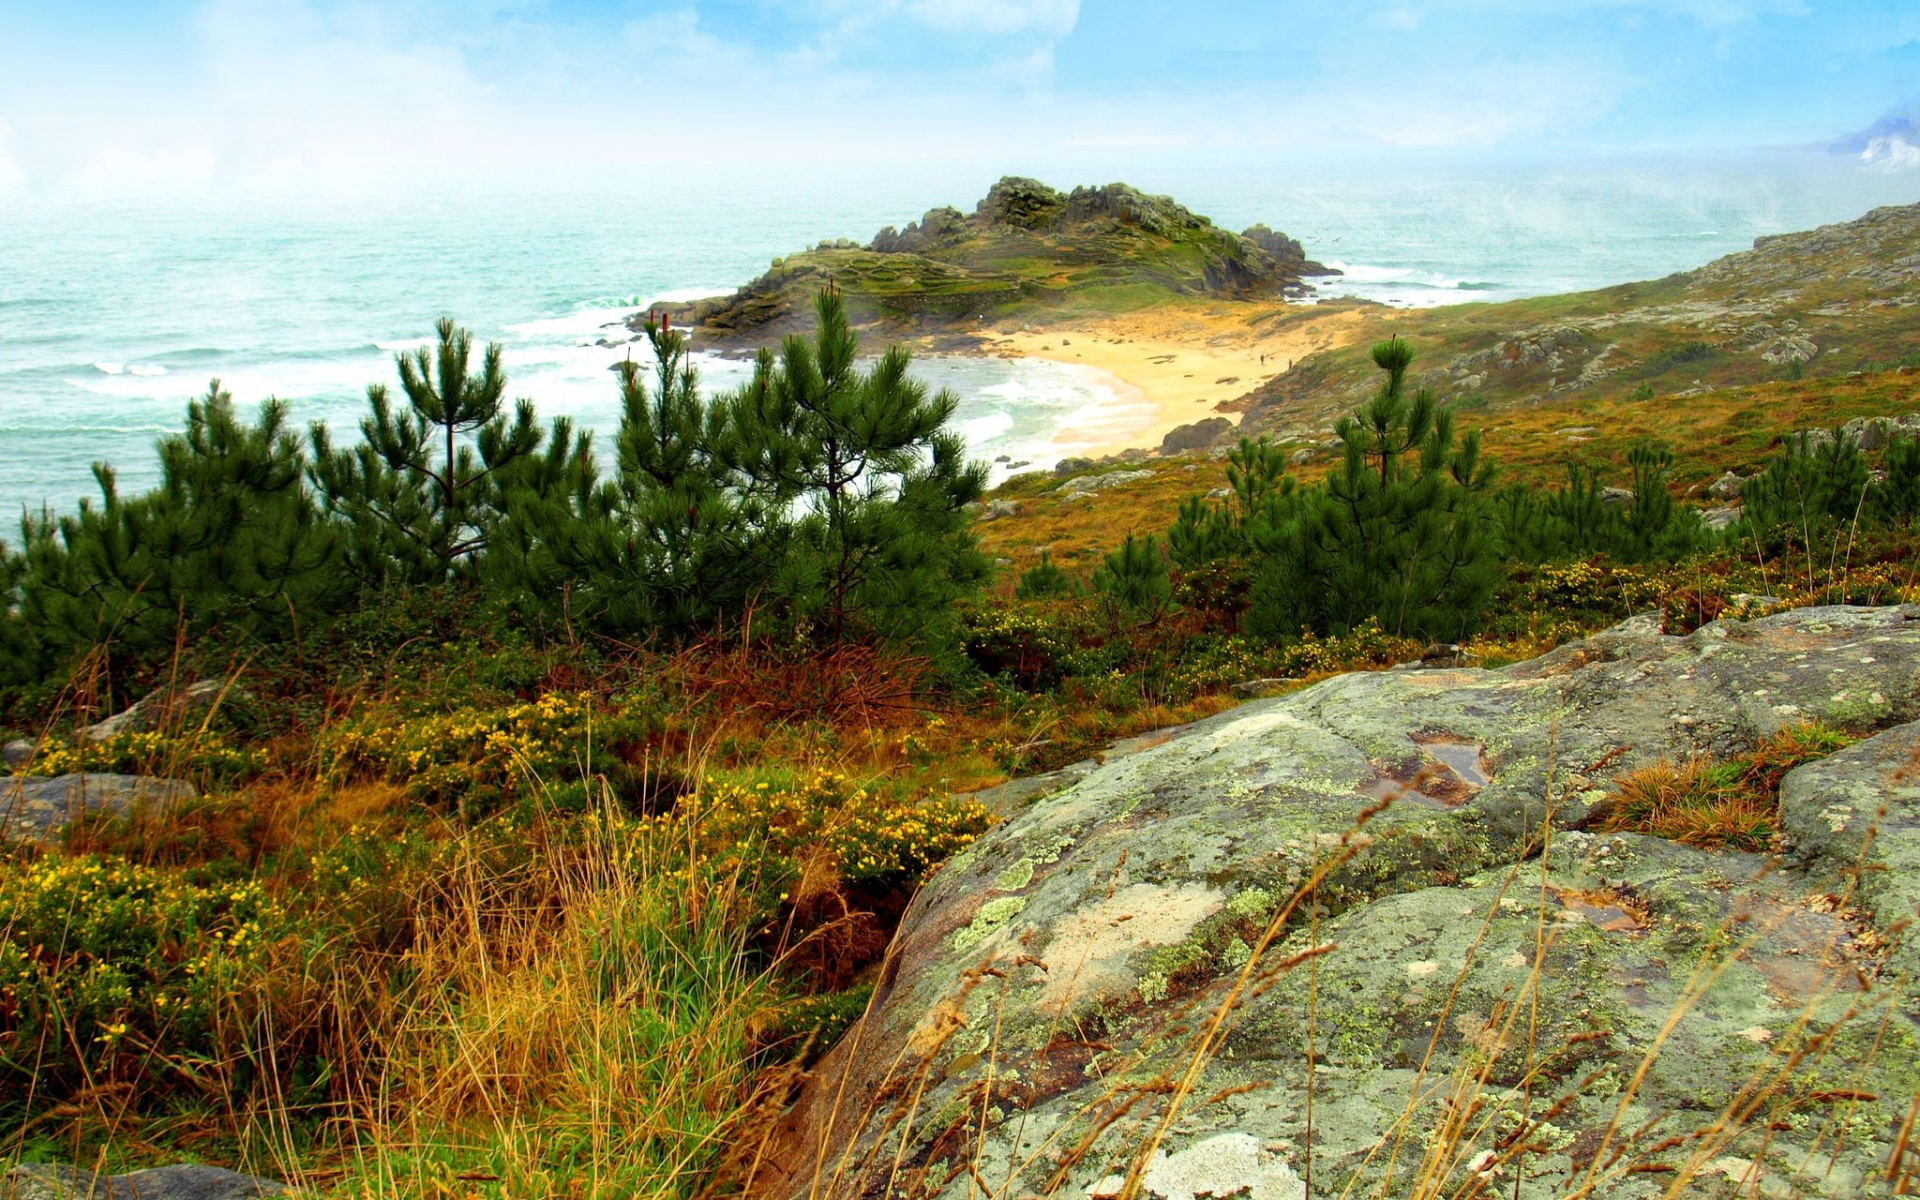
[0,1,1915,194]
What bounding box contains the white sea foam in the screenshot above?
[504,304,640,342]
[92,362,124,375]
[127,364,168,377]
[960,410,1015,443]
[1324,261,1486,290]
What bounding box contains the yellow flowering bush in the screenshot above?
[960,602,1097,690]
[1510,558,1667,618]
[0,854,290,1100]
[18,728,258,781]
[320,691,646,809]
[690,771,991,891]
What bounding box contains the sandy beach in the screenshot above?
[952,303,1373,459]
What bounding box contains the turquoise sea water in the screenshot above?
[1,153,1914,520]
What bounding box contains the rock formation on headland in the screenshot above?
[652,177,1335,343]
[754,605,1920,1200]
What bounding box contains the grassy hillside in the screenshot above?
[1237,201,1920,441]
[976,366,1920,574]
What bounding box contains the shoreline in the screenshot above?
[664,299,1381,465]
[918,303,1375,461]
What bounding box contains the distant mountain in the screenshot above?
[1828,106,1918,166]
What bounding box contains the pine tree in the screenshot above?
[1739,430,1871,548]
[486,320,754,634]
[1015,549,1076,599]
[310,319,544,583]
[1092,533,1173,628]
[723,290,988,643]
[1872,435,1920,526]
[6,383,342,677]
[1168,436,1297,569]
[1247,337,1500,642]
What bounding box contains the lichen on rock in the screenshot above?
[752,605,1920,1200]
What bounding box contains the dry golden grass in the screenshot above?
[1598,723,1857,853]
[974,367,1920,583]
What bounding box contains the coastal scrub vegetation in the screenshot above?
[2,295,1919,1193]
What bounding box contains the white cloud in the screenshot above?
[72,140,221,194]
[907,0,1079,37]
[194,0,495,166]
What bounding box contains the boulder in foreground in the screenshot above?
[757,605,1920,1200]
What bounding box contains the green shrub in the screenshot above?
[1092,534,1173,628]
[319,691,656,813]
[1014,549,1077,599]
[960,602,1093,690]
[691,770,991,902]
[18,728,259,783]
[0,855,293,1110]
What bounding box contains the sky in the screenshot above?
[0,0,1916,196]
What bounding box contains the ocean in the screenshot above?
[1,152,1914,522]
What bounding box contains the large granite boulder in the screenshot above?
[0,774,197,842]
[756,606,1920,1200]
[1,1164,284,1199]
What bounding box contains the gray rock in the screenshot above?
[1700,504,1740,530]
[1842,415,1895,451]
[2,739,33,769]
[1159,417,1234,456]
[0,774,197,843]
[1059,469,1153,496]
[86,680,241,743]
[1287,446,1313,465]
[978,499,1020,521]
[1601,485,1634,506]
[1708,470,1744,500]
[1778,719,1920,979]
[1758,334,1817,365]
[2,1164,285,1199]
[1228,677,1303,699]
[1053,457,1095,477]
[758,606,1920,1200]
[956,762,1098,819]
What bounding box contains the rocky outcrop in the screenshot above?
[2,1164,284,1199]
[1,773,196,842]
[1702,203,1920,298]
[1159,418,1235,455]
[84,679,241,742]
[1059,469,1154,497]
[662,178,1334,343]
[756,606,1920,1200]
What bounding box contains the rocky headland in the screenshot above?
[645,177,1336,346]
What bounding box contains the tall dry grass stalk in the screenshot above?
[304,782,778,1200]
